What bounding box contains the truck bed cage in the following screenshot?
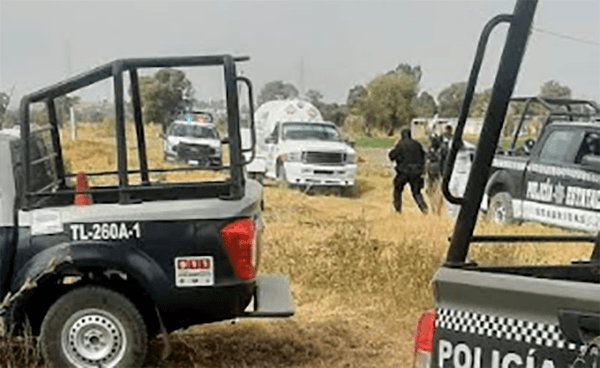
[442,0,539,265]
[508,96,600,151]
[19,55,256,210]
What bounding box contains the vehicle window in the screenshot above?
[538,130,581,164]
[576,132,600,166]
[282,123,340,141]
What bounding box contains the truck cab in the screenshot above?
[480,97,600,227]
[0,55,293,368]
[243,99,357,191]
[266,120,357,188]
[413,1,600,367]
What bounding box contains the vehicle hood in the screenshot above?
[278,140,355,154]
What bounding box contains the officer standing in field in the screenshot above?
[425,134,444,214]
[388,128,428,213]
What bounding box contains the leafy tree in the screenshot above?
[304,88,347,126]
[320,103,347,126]
[411,91,437,118]
[346,85,366,110]
[136,68,194,131]
[470,88,492,118]
[55,95,81,126]
[0,92,10,128]
[306,89,324,106]
[540,80,571,99]
[256,81,299,106]
[437,82,467,118]
[0,92,9,116]
[357,73,418,136]
[392,63,422,84]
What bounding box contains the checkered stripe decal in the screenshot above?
[437,308,581,350]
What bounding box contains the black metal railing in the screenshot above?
[19,55,254,209]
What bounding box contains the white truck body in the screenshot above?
[242,99,357,187]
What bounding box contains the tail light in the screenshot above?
[74,172,92,206]
[220,218,256,281]
[413,308,436,368]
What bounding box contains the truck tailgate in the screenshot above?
[432,267,600,367]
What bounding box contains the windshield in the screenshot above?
[168,124,218,139]
[282,123,340,141]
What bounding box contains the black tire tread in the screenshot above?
[40,285,147,368]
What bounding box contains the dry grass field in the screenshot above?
[1,123,593,367]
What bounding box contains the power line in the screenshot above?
[532,27,600,46]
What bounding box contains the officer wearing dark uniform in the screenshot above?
[425,134,444,214]
[388,128,428,213]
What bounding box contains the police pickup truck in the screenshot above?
[483,97,600,230]
[0,55,293,368]
[412,1,600,367]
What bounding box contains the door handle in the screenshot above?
[559,309,600,343]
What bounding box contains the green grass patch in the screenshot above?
[354,137,396,148]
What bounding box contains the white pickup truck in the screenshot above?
[242,99,357,192]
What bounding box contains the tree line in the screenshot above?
[244,68,578,137]
[0,65,581,137]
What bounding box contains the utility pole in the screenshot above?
[299,56,305,98]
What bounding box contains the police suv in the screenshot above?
[162,111,223,167]
[0,55,293,368]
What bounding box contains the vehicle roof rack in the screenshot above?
[19,55,252,209]
[507,96,600,151]
[510,96,599,116]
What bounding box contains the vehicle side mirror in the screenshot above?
[159,133,165,139]
[346,140,356,148]
[524,139,535,153]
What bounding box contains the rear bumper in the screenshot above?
[243,274,294,318]
[284,162,357,187]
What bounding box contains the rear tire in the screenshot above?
[487,192,515,224]
[40,286,148,368]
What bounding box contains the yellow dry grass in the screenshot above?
[2,123,592,367]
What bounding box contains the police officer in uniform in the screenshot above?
[425,134,444,214]
[388,128,428,213]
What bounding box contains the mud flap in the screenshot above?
[244,274,294,318]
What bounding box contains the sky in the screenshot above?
[1,0,599,108]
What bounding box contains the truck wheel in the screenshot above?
[487,192,514,224]
[40,286,147,368]
[341,185,359,198]
[276,162,289,189]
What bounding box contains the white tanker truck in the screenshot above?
[242,99,357,192]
